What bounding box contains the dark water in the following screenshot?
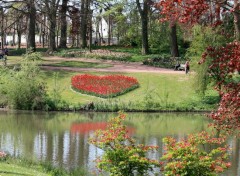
[0,111,239,175]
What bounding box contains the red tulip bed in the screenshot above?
[71,74,139,98]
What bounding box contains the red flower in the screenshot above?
[71,74,139,98]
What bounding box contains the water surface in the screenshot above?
[0,111,239,175]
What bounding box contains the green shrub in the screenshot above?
[23,51,43,60]
[89,113,160,176]
[186,25,231,95]
[142,55,185,69]
[0,59,47,110]
[161,132,230,176]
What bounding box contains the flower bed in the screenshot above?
[71,74,139,98]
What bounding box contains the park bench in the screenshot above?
[174,63,186,71]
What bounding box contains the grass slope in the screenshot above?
[0,163,49,176]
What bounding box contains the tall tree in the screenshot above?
[156,0,240,41]
[26,0,36,51]
[59,0,69,48]
[0,7,4,49]
[80,0,90,48]
[136,0,149,55]
[233,0,240,41]
[170,24,179,57]
[44,0,61,52]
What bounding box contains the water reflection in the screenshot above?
[0,111,239,175]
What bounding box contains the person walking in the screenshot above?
[185,61,190,74]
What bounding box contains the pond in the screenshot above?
[0,111,239,175]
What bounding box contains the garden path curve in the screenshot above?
[42,56,186,74]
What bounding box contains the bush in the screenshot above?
[89,113,160,176]
[0,59,47,110]
[23,51,42,60]
[186,25,231,95]
[161,132,230,176]
[143,55,186,69]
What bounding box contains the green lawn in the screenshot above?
[42,70,218,111]
[0,163,49,176]
[5,55,219,111]
[47,61,112,68]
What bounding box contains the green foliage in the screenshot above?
[143,55,185,69]
[89,113,160,176]
[149,21,170,54]
[44,72,70,111]
[186,25,230,95]
[23,51,42,61]
[0,59,47,110]
[161,132,230,176]
[8,48,48,56]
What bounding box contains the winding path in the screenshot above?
[41,57,185,74]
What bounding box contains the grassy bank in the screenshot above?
[0,162,48,176]
[0,157,89,176]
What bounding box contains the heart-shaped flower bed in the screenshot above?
[71,74,139,98]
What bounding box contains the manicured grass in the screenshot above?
[48,61,112,68]
[5,55,219,111]
[42,70,219,111]
[4,56,22,65]
[0,163,49,176]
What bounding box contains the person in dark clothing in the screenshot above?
[185,61,190,74]
[4,48,8,56]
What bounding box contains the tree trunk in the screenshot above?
[59,0,68,48]
[48,13,57,52]
[42,15,46,48]
[170,24,179,57]
[108,15,111,46]
[100,18,103,45]
[45,0,60,52]
[17,30,21,49]
[27,0,36,51]
[80,0,88,48]
[233,0,240,41]
[1,8,4,49]
[88,10,93,52]
[136,0,149,55]
[13,23,16,46]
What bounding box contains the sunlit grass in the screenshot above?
[0,163,49,176]
[47,61,112,68]
[42,70,218,110]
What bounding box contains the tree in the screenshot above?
[2,0,36,50]
[156,0,240,135]
[80,0,91,48]
[43,0,61,52]
[26,0,36,51]
[136,0,149,55]
[200,42,240,134]
[89,113,160,176]
[170,24,179,57]
[233,0,240,41]
[156,0,240,41]
[58,0,69,48]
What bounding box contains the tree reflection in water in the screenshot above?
[0,111,239,175]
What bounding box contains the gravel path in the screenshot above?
[41,56,185,74]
